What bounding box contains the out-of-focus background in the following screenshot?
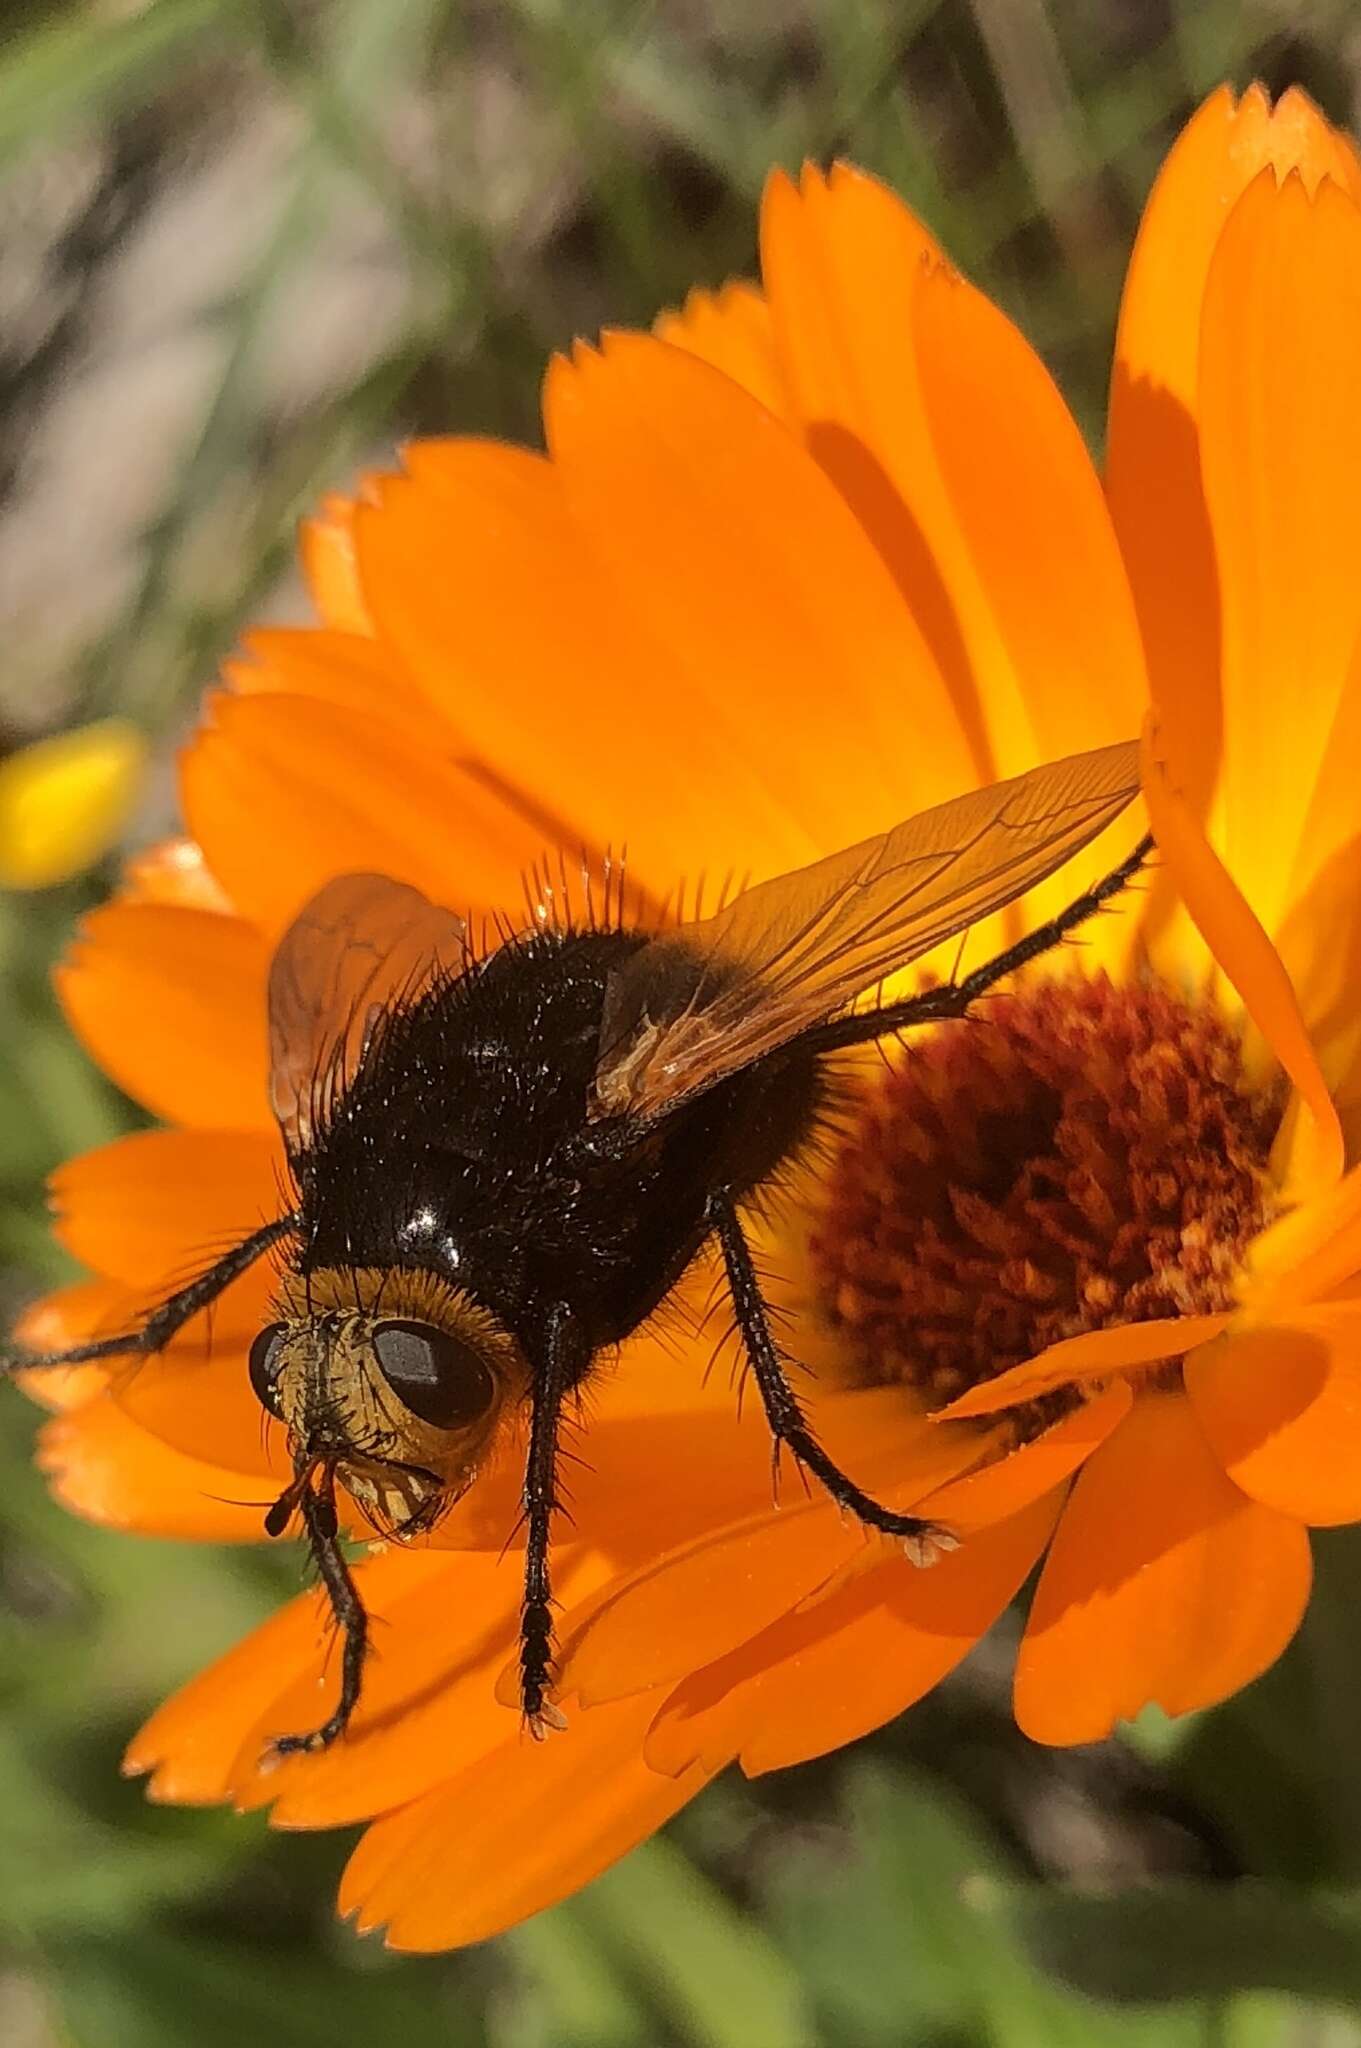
[3,3,1361,2043]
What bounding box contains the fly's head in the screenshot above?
[249,1266,526,1538]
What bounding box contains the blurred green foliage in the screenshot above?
[2,1,1361,2041]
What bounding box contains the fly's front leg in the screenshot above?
[518,1302,584,1735]
[264,1474,369,1760]
[7,1215,299,1371]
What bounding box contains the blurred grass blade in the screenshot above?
[1001,1881,1361,2009]
[0,0,234,167]
[568,1833,815,2048]
[763,1759,1208,2046]
[500,1912,647,2048]
[44,1928,477,2048]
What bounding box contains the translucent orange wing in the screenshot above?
[594,740,1141,1119]
[268,873,468,1157]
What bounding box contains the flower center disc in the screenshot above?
[808,974,1281,1412]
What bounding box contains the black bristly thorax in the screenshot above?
[293,927,825,1376]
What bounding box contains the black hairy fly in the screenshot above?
[13,741,1149,1754]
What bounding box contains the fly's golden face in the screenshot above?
[248,1268,527,1537]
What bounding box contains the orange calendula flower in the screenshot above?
[548,79,1361,1765]
[15,82,1361,1952]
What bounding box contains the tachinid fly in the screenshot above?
[12,741,1149,1754]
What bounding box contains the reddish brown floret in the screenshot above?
[810,974,1281,1409]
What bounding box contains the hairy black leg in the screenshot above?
[6,1214,299,1370]
[266,1471,369,1758]
[808,833,1153,1055]
[710,1196,951,1560]
[518,1302,583,1734]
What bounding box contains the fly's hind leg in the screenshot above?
[709,1195,956,1566]
[808,834,1154,1056]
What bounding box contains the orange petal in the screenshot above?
[919,1381,1133,1521]
[50,1128,283,1288]
[758,163,977,721]
[109,1338,280,1477]
[32,1215,281,1475]
[933,1318,1226,1421]
[1185,1305,1361,1524]
[1141,712,1343,1192]
[125,1544,434,1802]
[1106,86,1361,837]
[552,1414,983,1707]
[353,436,732,901]
[760,164,937,462]
[910,255,1145,766]
[759,165,1014,793]
[56,900,272,1130]
[226,1549,609,1825]
[646,1491,1061,1779]
[1197,169,1361,940]
[1113,85,1361,463]
[299,491,375,635]
[419,1376,880,1559]
[239,1354,921,1567]
[14,1279,145,1410]
[545,332,976,859]
[907,250,1148,955]
[247,1361,928,1566]
[180,691,537,940]
[38,1392,279,1541]
[119,838,233,913]
[654,280,787,415]
[223,627,424,723]
[1271,631,1361,1105]
[1244,1161,1361,1313]
[23,1141,283,1478]
[553,1501,862,1708]
[1014,1390,1312,1744]
[339,1689,708,1951]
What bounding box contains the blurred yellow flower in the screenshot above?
[0,719,146,890]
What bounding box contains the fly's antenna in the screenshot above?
[264,1456,319,1537]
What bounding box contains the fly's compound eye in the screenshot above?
[371,1318,498,1430]
[248,1322,289,1419]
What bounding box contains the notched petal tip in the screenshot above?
[1250,82,1361,198]
[826,160,873,194]
[1194,79,1360,198]
[539,341,598,423]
